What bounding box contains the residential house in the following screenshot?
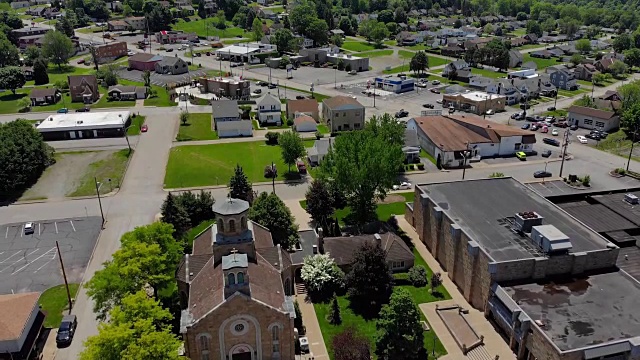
[441,60,470,77]
[548,68,578,90]
[590,39,610,50]
[441,43,465,57]
[330,29,345,37]
[202,0,216,11]
[10,1,30,9]
[307,137,335,164]
[179,5,195,16]
[464,37,493,50]
[29,88,61,106]
[68,75,99,103]
[25,6,46,16]
[522,61,538,70]
[124,16,146,30]
[547,48,565,58]
[154,56,188,75]
[595,58,617,73]
[406,114,535,168]
[0,292,46,360]
[293,115,317,132]
[256,93,281,125]
[42,7,61,19]
[468,76,495,90]
[322,96,365,132]
[524,33,538,44]
[258,9,276,20]
[486,77,555,105]
[568,105,620,132]
[107,20,128,31]
[128,53,163,71]
[107,85,147,100]
[212,100,252,137]
[17,34,46,50]
[509,49,523,68]
[510,37,528,47]
[530,50,553,59]
[94,42,128,64]
[286,98,318,121]
[443,90,507,115]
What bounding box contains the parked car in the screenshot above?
[348,70,357,75]
[393,182,412,190]
[551,129,559,136]
[127,50,134,56]
[141,124,148,132]
[521,123,530,130]
[166,48,174,52]
[485,109,494,115]
[416,81,427,88]
[570,124,579,131]
[56,315,77,347]
[395,109,409,118]
[545,116,556,123]
[77,59,85,64]
[75,107,90,112]
[206,51,211,56]
[525,116,536,122]
[577,135,588,144]
[24,222,34,235]
[541,126,548,133]
[516,151,527,160]
[534,170,553,178]
[297,161,307,174]
[430,88,440,94]
[258,81,269,86]
[432,80,441,85]
[295,95,306,99]
[422,103,434,108]
[541,150,552,158]
[530,125,538,131]
[268,83,277,89]
[543,137,560,146]
[436,99,443,104]
[253,89,262,94]
[57,108,68,113]
[555,122,568,128]
[586,132,601,140]
[547,106,556,111]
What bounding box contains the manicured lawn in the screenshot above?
[67,149,133,197]
[127,115,146,136]
[93,94,136,109]
[342,41,376,52]
[382,64,411,74]
[398,50,415,59]
[267,5,285,12]
[280,85,329,102]
[118,79,177,107]
[40,284,80,328]
[522,54,564,69]
[511,28,527,36]
[517,43,545,50]
[383,39,396,46]
[420,149,436,165]
[173,18,245,38]
[471,67,507,79]
[558,88,589,97]
[317,124,330,134]
[428,56,450,67]
[314,248,449,359]
[25,64,94,86]
[355,50,393,58]
[176,113,219,141]
[221,38,251,45]
[408,44,429,51]
[164,140,314,188]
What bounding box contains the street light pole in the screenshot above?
[543,161,549,184]
[94,177,105,228]
[559,129,570,177]
[462,143,470,180]
[627,127,637,171]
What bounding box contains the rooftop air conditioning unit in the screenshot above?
[76,120,83,124]
[625,194,639,205]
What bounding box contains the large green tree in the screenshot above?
[369,21,390,47]
[279,130,306,173]
[305,179,335,231]
[249,192,299,249]
[23,46,42,67]
[320,114,404,225]
[0,67,25,95]
[85,222,180,320]
[0,34,20,68]
[409,51,429,76]
[272,28,296,54]
[41,31,74,69]
[229,164,254,203]
[252,17,264,42]
[33,57,50,86]
[289,0,316,35]
[375,288,424,360]
[307,18,329,46]
[174,190,215,227]
[55,12,77,37]
[346,242,394,315]
[0,120,54,198]
[613,33,632,53]
[575,39,592,53]
[160,192,191,239]
[80,291,182,360]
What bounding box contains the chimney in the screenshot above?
[317,228,324,253]
[374,233,382,247]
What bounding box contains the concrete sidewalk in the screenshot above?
[396,217,516,360]
[295,294,330,360]
[285,199,313,230]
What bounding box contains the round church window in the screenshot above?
[235,324,244,332]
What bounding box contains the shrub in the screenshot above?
[489,172,505,178]
[582,175,591,186]
[265,131,279,145]
[286,118,294,126]
[315,131,323,139]
[345,63,352,72]
[615,168,626,175]
[417,163,425,170]
[408,265,428,287]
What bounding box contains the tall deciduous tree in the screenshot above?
[249,192,299,249]
[289,0,316,35]
[332,327,371,360]
[279,130,306,173]
[41,31,74,69]
[0,67,26,95]
[609,60,628,77]
[307,18,329,46]
[80,291,182,360]
[252,17,264,42]
[409,51,429,76]
[575,39,592,54]
[346,242,394,315]
[23,46,43,66]
[0,120,54,198]
[305,179,335,231]
[375,288,425,360]
[272,28,296,54]
[160,192,191,239]
[613,33,632,53]
[321,114,404,224]
[0,34,21,67]
[229,164,254,203]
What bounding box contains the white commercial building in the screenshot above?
[215,43,277,62]
[36,111,131,141]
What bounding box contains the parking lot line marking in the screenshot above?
[70,220,76,232]
[4,227,7,238]
[12,248,56,275]
[0,251,22,264]
[34,253,56,273]
[39,222,41,235]
[55,222,58,234]
[0,249,39,273]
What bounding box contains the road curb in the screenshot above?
[164,178,308,192]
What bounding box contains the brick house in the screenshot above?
[322,95,365,132]
[94,42,128,64]
[68,75,99,103]
[286,98,319,121]
[176,198,296,360]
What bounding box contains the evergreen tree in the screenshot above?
[305,179,334,231]
[161,192,191,239]
[33,58,49,86]
[328,295,342,325]
[229,164,254,203]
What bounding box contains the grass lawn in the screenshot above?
[517,44,545,50]
[471,67,507,79]
[173,18,245,38]
[398,50,415,59]
[314,248,449,359]
[93,94,136,109]
[512,28,527,36]
[221,38,252,45]
[558,88,589,97]
[522,54,564,69]
[186,220,215,247]
[382,64,411,74]
[355,50,393,58]
[317,124,330,134]
[24,64,93,87]
[280,85,329,102]
[342,41,376,52]
[67,149,133,197]
[127,115,146,136]
[428,56,450,67]
[176,113,219,141]
[40,284,80,328]
[408,44,429,51]
[118,79,177,107]
[420,149,437,165]
[383,40,397,46]
[164,140,314,188]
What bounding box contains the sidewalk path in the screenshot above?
[285,199,313,230]
[294,294,330,360]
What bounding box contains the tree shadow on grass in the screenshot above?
[347,296,383,321]
[180,123,192,127]
[0,93,27,102]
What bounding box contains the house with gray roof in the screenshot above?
[212,100,252,138]
[154,56,188,75]
[307,137,335,164]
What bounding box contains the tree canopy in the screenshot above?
[249,192,299,249]
[0,33,20,68]
[42,31,74,69]
[305,179,335,231]
[0,67,26,95]
[346,242,394,316]
[375,288,424,360]
[279,131,306,173]
[229,164,254,203]
[160,192,191,239]
[301,253,344,298]
[410,51,429,76]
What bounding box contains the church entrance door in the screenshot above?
[232,352,252,360]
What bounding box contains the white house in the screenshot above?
[11,1,30,9]
[568,105,620,132]
[307,138,335,164]
[212,100,252,138]
[256,93,281,125]
[293,115,317,132]
[442,60,470,77]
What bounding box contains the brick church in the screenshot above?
[176,197,296,360]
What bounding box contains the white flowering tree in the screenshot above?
[301,253,344,299]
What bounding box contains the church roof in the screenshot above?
[212,198,249,215]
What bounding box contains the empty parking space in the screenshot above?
[527,181,572,196]
[0,217,101,294]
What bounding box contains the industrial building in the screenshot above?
[405,178,640,360]
[198,77,251,100]
[374,75,415,93]
[36,111,131,141]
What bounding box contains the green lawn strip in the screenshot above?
[428,56,450,67]
[40,284,80,328]
[221,38,252,45]
[164,140,314,187]
[512,28,527,36]
[398,50,415,59]
[173,18,245,38]
[314,248,449,359]
[177,113,219,141]
[93,93,136,109]
[317,124,330,134]
[279,85,330,102]
[522,54,564,69]
[408,44,428,51]
[355,50,394,58]
[341,41,376,52]
[127,115,146,135]
[515,44,543,50]
[420,149,437,165]
[67,149,133,197]
[558,88,589,97]
[471,67,507,79]
[383,40,397,46]
[382,64,411,74]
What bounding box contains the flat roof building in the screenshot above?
[36,111,131,141]
[374,75,415,93]
[443,90,506,115]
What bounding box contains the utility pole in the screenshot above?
[94,177,105,228]
[627,127,637,171]
[271,162,276,193]
[559,129,570,177]
[462,143,470,179]
[334,66,337,89]
[56,241,73,314]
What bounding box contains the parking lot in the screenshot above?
[117,68,207,86]
[0,217,101,294]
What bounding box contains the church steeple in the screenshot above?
[222,248,250,299]
[211,197,256,264]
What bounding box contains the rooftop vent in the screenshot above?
[514,211,543,233]
[624,193,639,205]
[76,120,83,124]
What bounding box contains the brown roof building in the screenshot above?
[68,75,99,103]
[94,41,128,64]
[568,105,620,132]
[286,98,319,120]
[322,95,365,132]
[29,88,60,106]
[176,198,296,360]
[408,114,535,168]
[0,292,45,360]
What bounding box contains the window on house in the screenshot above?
[354,123,361,129]
[272,326,280,353]
[260,106,264,110]
[229,219,236,232]
[198,334,211,360]
[237,272,245,284]
[584,119,593,125]
[227,273,236,286]
[595,121,605,128]
[515,143,522,150]
[271,105,276,110]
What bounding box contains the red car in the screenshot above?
[141,124,148,132]
[77,59,85,64]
